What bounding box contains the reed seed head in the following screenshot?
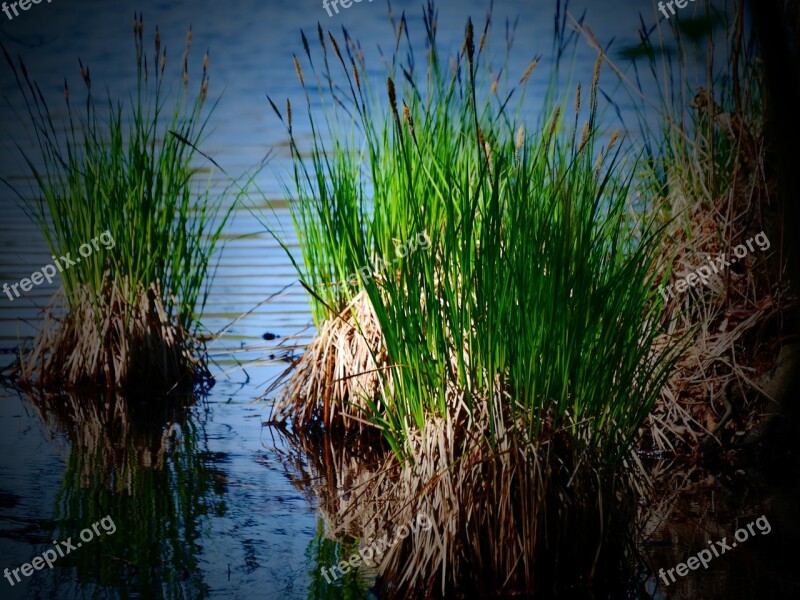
[267,95,283,122]
[353,62,361,93]
[465,19,474,64]
[549,106,561,138]
[79,59,90,90]
[301,30,310,60]
[520,59,538,84]
[578,122,590,154]
[590,53,602,116]
[403,101,417,146]
[387,77,399,124]
[293,55,305,87]
[607,130,620,153]
[328,33,343,62]
[318,24,326,53]
[574,82,581,118]
[595,150,604,180]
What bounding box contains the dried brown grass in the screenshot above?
[644,92,793,455]
[14,277,209,392]
[270,289,389,431]
[272,389,643,598]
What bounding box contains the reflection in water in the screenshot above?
[269,426,387,599]
[24,391,226,599]
[306,519,372,600]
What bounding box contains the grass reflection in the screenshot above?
[27,391,225,599]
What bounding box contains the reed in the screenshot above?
[272,1,678,466]
[609,0,784,454]
[2,15,232,390]
[266,3,683,594]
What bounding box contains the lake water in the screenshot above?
[0,0,797,598]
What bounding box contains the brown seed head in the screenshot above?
[607,130,620,153]
[403,102,417,145]
[595,150,604,180]
[387,77,397,107]
[200,78,208,102]
[328,33,342,62]
[353,62,361,93]
[293,55,305,87]
[578,122,590,154]
[549,106,561,138]
[520,59,538,84]
[590,53,602,113]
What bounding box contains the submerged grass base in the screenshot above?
[15,278,210,391]
[271,290,388,431]
[274,393,642,598]
[273,296,644,597]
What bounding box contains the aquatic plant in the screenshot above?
[267,1,681,595]
[2,14,232,390]
[272,0,677,462]
[610,0,786,455]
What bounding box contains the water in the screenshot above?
[0,0,797,598]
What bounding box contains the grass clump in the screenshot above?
[2,15,231,391]
[610,0,787,455]
[269,2,680,594]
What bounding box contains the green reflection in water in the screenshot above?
[30,392,225,599]
[307,519,372,600]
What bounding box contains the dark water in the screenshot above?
[0,0,797,598]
